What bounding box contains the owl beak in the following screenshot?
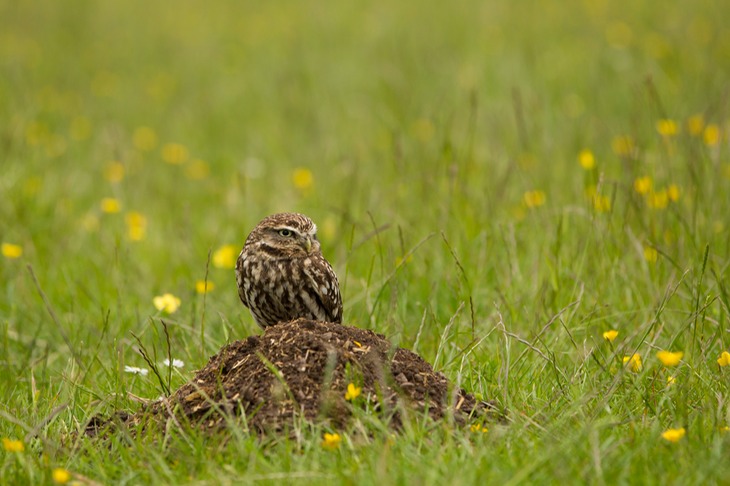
[303,237,312,253]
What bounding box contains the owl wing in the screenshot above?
[304,255,343,323]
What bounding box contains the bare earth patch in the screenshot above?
[87,319,497,436]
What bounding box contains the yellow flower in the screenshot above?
[666,375,676,386]
[721,426,730,433]
[686,114,704,136]
[104,161,125,183]
[718,351,730,367]
[2,243,23,259]
[52,468,71,484]
[647,190,669,209]
[592,194,611,213]
[644,246,658,264]
[667,184,680,202]
[344,383,361,401]
[153,293,181,314]
[633,176,652,195]
[470,424,488,433]
[656,119,678,137]
[133,126,158,152]
[212,244,238,269]
[2,438,25,452]
[612,135,635,157]
[395,254,413,266]
[578,149,595,170]
[523,190,546,208]
[321,432,341,450]
[292,168,313,190]
[161,142,189,165]
[656,350,683,367]
[603,330,619,342]
[703,124,720,146]
[195,280,215,294]
[661,427,685,443]
[185,159,210,180]
[125,211,147,241]
[101,197,121,214]
[623,354,642,372]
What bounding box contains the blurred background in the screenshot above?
[1,0,728,375]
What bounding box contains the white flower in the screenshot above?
[163,358,184,368]
[124,365,149,376]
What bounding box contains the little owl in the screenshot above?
[236,212,343,328]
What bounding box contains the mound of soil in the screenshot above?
[88,319,496,436]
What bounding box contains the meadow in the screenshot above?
[1,0,730,483]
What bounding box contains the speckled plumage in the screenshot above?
[236,213,343,328]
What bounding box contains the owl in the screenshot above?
[235,213,343,328]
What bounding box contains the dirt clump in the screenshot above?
[88,319,495,436]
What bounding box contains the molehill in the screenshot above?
[86,319,496,436]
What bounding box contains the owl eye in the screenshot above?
[278,229,293,237]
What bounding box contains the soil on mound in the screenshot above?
[88,319,497,436]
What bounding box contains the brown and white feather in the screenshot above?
[236,213,343,328]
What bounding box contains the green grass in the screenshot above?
[2,0,730,483]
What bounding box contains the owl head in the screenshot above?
[245,212,321,258]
